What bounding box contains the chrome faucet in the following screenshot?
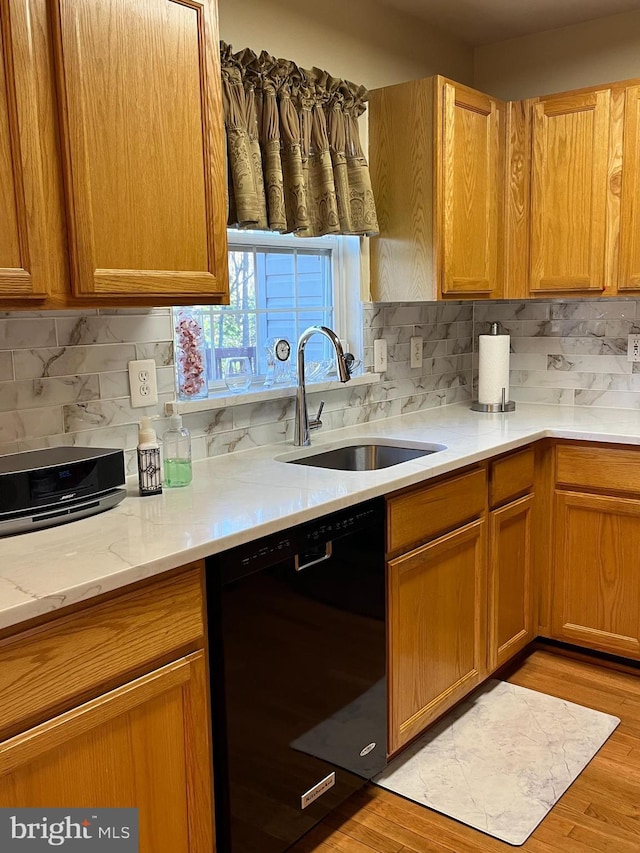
[294,326,350,446]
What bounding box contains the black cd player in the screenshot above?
[0,447,126,536]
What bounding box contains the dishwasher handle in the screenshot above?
[294,540,333,572]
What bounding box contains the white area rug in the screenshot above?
[374,679,620,846]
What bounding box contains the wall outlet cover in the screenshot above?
[410,336,423,369]
[628,335,640,362]
[128,359,159,407]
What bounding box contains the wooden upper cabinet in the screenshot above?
[0,0,67,300]
[51,0,228,301]
[619,84,640,291]
[368,77,435,302]
[369,75,504,301]
[437,81,502,297]
[529,89,612,294]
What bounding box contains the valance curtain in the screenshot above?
[220,42,379,238]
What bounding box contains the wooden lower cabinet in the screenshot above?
[387,518,487,754]
[488,494,534,669]
[0,650,213,851]
[552,490,640,658]
[0,565,214,850]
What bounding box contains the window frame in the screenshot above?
[199,230,362,393]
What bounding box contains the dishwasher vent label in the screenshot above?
[300,772,336,809]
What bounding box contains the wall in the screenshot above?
[0,1,476,471]
[179,302,473,461]
[5,6,640,473]
[474,9,640,99]
[6,295,639,473]
[218,0,474,90]
[471,15,640,402]
[0,305,473,471]
[0,309,175,471]
[475,299,640,408]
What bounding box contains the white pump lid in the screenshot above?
[169,413,183,430]
[138,415,158,445]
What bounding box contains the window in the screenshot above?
[195,230,361,391]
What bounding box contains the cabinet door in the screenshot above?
[0,652,213,853]
[368,77,437,302]
[51,0,228,301]
[530,90,611,293]
[619,84,640,291]
[552,491,640,657]
[388,518,487,754]
[0,0,66,300]
[488,494,534,670]
[437,80,503,297]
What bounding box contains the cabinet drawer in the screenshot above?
[0,564,205,739]
[387,468,486,554]
[556,444,640,494]
[489,446,534,508]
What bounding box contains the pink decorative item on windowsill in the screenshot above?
[175,308,208,401]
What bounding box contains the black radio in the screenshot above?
[0,447,126,536]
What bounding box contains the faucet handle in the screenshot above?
[343,352,361,375]
[309,400,325,430]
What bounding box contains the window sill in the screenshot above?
[165,371,381,416]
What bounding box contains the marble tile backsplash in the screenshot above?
[0,303,473,471]
[202,302,475,462]
[474,299,640,408]
[0,309,176,473]
[1,298,638,472]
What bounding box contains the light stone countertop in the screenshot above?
[1,401,639,632]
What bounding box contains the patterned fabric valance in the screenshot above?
[220,42,379,238]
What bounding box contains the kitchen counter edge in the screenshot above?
[1,401,638,632]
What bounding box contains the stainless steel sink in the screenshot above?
[281,441,446,471]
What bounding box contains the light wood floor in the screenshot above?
[291,649,640,853]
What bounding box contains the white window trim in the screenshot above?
[170,232,368,411]
[227,229,339,251]
[226,230,362,356]
[204,231,362,387]
[166,371,380,416]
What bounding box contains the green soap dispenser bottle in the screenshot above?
[163,414,192,487]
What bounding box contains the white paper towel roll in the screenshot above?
[478,334,510,405]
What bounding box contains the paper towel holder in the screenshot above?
[471,388,516,413]
[471,323,516,413]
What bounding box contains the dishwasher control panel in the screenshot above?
[217,498,384,581]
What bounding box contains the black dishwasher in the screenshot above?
[206,497,387,853]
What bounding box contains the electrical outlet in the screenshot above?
[128,359,158,407]
[373,338,387,373]
[628,335,640,362]
[410,336,423,369]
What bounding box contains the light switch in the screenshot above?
[373,339,387,373]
